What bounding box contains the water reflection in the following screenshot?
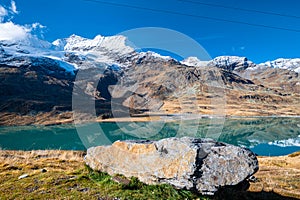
[0,117,299,156]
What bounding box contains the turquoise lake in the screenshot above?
[0,117,299,156]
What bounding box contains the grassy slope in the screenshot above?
[0,150,299,200]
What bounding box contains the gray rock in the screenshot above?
[85,137,258,195]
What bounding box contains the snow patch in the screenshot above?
[138,51,173,61]
[181,56,209,67]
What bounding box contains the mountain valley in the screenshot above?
[0,35,299,125]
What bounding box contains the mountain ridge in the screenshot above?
[0,34,299,125]
[1,34,300,73]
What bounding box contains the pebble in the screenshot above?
[40,168,47,173]
[248,175,258,183]
[18,174,29,179]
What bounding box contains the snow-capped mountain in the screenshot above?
[0,35,53,57]
[1,33,300,75]
[57,34,134,54]
[52,35,182,68]
[0,35,77,73]
[181,56,255,72]
[0,34,137,73]
[181,56,255,70]
[0,33,181,74]
[182,55,300,74]
[258,58,300,73]
[52,34,139,69]
[207,56,256,71]
[181,56,209,67]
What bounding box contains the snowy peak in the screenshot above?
[52,34,98,51]
[259,58,300,73]
[2,31,300,74]
[0,35,77,74]
[181,56,209,67]
[180,55,299,74]
[51,34,138,69]
[208,56,255,71]
[180,56,256,71]
[1,33,141,73]
[64,34,102,51]
[100,35,135,56]
[52,34,135,56]
[52,38,67,51]
[135,51,174,63]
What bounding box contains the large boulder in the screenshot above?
[85,137,258,195]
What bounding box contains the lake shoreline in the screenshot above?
[2,113,300,127]
[0,150,299,199]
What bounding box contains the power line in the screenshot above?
[178,0,300,19]
[83,0,300,33]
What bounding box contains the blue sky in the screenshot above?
[1,0,300,62]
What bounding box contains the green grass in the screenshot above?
[86,165,208,200]
[0,160,209,200]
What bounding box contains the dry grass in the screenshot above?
[249,154,300,199]
[161,96,300,117]
[0,111,74,126]
[0,150,97,199]
[0,150,202,200]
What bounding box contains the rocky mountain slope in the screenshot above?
[0,34,299,125]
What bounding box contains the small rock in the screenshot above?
[77,188,89,192]
[40,168,47,173]
[18,174,29,179]
[69,175,77,180]
[26,186,39,192]
[248,175,258,183]
[111,176,130,185]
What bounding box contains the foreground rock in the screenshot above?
[85,137,259,195]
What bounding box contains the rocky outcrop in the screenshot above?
[85,137,259,195]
